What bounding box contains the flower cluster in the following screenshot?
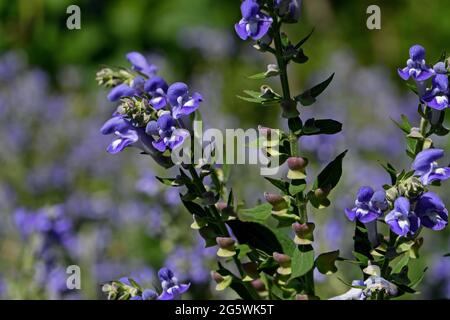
[97,52,203,159]
[398,45,449,109]
[102,267,189,300]
[346,149,449,236]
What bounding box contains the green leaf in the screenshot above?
[294,73,335,106]
[392,114,412,134]
[226,220,283,255]
[182,200,208,217]
[390,253,410,274]
[379,162,397,184]
[290,245,315,280]
[301,118,342,136]
[444,253,450,257]
[314,150,347,190]
[238,203,272,223]
[295,28,315,49]
[289,179,306,195]
[247,72,267,80]
[315,250,340,275]
[265,177,289,193]
[156,177,184,187]
[353,221,373,267]
[410,267,428,289]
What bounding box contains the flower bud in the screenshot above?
[287,157,308,170]
[264,192,288,212]
[314,186,331,199]
[211,271,224,284]
[251,279,266,292]
[216,237,235,250]
[216,237,236,258]
[292,222,315,245]
[273,252,291,268]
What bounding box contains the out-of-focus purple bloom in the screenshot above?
[412,148,450,185]
[275,0,302,23]
[345,187,387,223]
[415,192,448,231]
[423,62,449,110]
[145,112,189,152]
[158,267,190,300]
[235,0,273,41]
[385,197,420,237]
[167,82,203,119]
[126,52,158,78]
[398,45,434,82]
[144,76,169,110]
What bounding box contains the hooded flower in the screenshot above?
[144,76,169,110]
[126,52,158,78]
[412,148,450,185]
[385,197,420,237]
[145,112,189,152]
[107,83,136,102]
[423,62,449,110]
[275,0,302,23]
[398,45,434,82]
[415,192,448,231]
[167,82,203,119]
[235,0,273,40]
[157,267,190,300]
[345,186,388,223]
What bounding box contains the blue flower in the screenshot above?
[157,267,190,300]
[345,186,388,223]
[145,112,189,152]
[100,116,141,154]
[398,45,434,82]
[107,83,136,102]
[144,76,169,110]
[126,52,158,78]
[235,0,273,41]
[275,0,302,23]
[167,82,203,119]
[415,192,448,231]
[423,62,449,110]
[412,148,450,185]
[385,197,420,237]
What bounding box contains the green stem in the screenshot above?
[272,15,314,296]
[415,105,429,154]
[187,165,259,300]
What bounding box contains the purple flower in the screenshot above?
[412,148,450,185]
[167,82,203,119]
[144,76,169,110]
[415,192,448,231]
[145,112,190,152]
[423,62,449,110]
[157,267,190,300]
[385,197,420,237]
[107,83,136,102]
[126,52,158,78]
[275,0,302,23]
[235,0,273,41]
[345,187,388,223]
[398,45,434,82]
[100,116,141,154]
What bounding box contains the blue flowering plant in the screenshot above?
[96,1,449,300]
[339,44,450,300]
